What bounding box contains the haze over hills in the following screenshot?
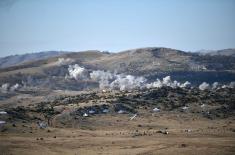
[197,48,235,57]
[0,51,66,69]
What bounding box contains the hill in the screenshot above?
[197,48,235,57]
[0,51,66,68]
[0,47,234,91]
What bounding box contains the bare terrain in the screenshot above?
[0,48,235,154]
[1,112,235,155]
[1,86,235,155]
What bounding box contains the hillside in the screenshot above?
[198,48,235,57]
[1,48,235,155]
[0,47,235,91]
[0,51,66,68]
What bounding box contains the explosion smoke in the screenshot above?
[56,58,74,66]
[0,83,21,93]
[212,82,219,89]
[199,82,210,90]
[90,70,114,89]
[0,83,9,93]
[65,64,234,92]
[10,83,20,91]
[109,75,146,91]
[146,76,191,89]
[66,64,85,80]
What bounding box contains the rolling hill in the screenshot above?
[0,51,66,68]
[0,47,235,91]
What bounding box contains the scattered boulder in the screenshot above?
[153,108,160,112]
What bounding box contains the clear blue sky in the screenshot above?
[0,0,235,57]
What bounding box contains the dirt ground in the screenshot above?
[1,112,235,155]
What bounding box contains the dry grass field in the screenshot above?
[1,112,235,155]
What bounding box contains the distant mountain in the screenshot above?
[197,49,235,57]
[79,47,235,74]
[0,51,66,68]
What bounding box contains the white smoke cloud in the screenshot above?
[229,82,235,88]
[199,82,210,90]
[162,76,171,86]
[0,83,21,93]
[161,76,183,88]
[146,79,162,89]
[66,64,85,80]
[180,81,191,88]
[221,84,227,88]
[109,75,146,91]
[208,81,235,90]
[65,64,235,92]
[66,64,191,91]
[90,70,114,89]
[212,82,219,89]
[89,70,146,91]
[66,64,148,91]
[172,80,181,88]
[10,83,20,92]
[0,83,10,93]
[221,81,235,89]
[146,76,191,89]
[56,58,74,66]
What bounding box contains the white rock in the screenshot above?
[83,113,88,117]
[153,108,160,112]
[182,106,189,110]
[0,120,6,124]
[88,110,95,114]
[0,111,7,115]
[102,109,109,113]
[117,110,125,114]
[200,104,205,108]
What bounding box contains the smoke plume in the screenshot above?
[56,58,74,66]
[199,82,210,90]
[0,83,21,93]
[146,76,191,89]
[90,70,114,89]
[109,74,146,91]
[66,64,85,80]
[10,83,20,91]
[65,64,234,92]
[0,83,10,93]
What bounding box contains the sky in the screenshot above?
[0,0,235,57]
